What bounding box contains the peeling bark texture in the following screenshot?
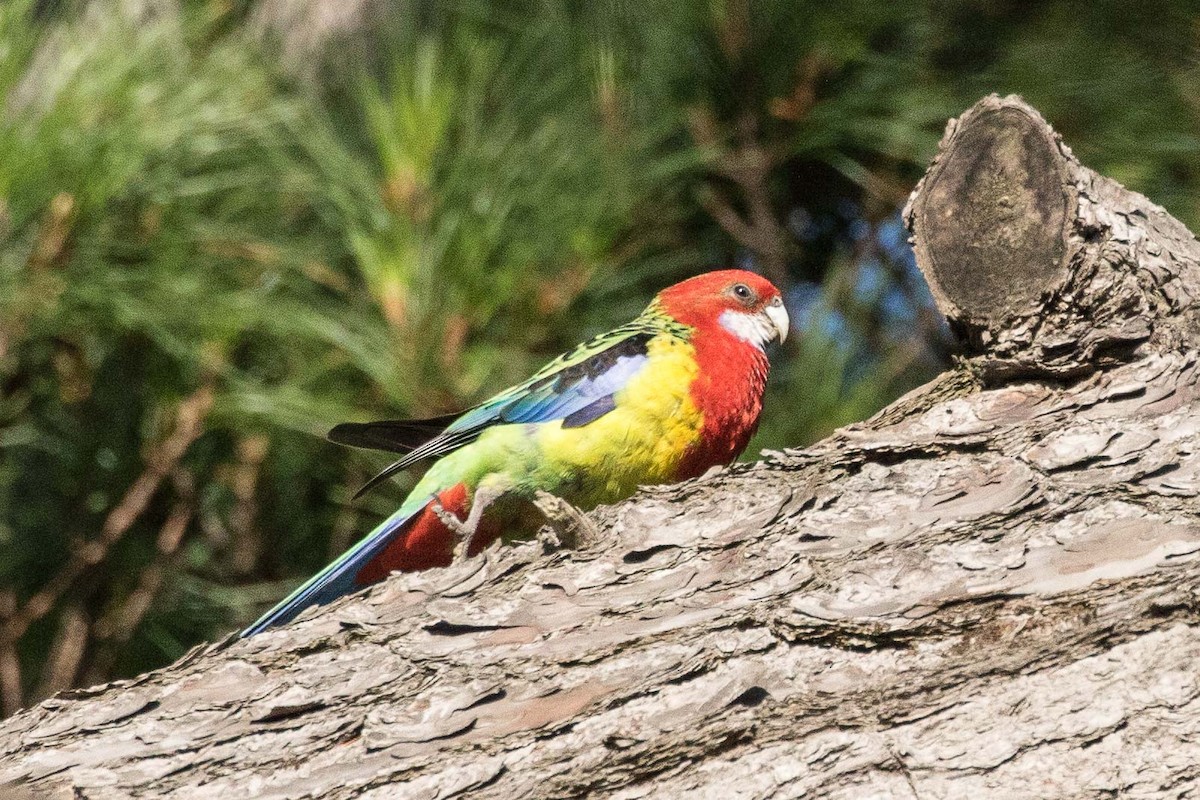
[5,95,1200,799]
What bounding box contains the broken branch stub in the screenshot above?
[905,93,1200,377]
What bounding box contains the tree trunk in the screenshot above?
[4,95,1200,799]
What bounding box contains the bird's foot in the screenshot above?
[445,481,509,563]
[430,500,471,538]
[533,490,601,551]
[431,501,482,564]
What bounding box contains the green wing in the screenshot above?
[345,313,688,498]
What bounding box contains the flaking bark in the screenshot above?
[4,95,1200,799]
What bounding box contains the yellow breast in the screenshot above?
[531,335,703,506]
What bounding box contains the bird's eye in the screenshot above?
[731,283,754,303]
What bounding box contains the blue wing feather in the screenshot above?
[491,342,649,426]
[241,500,428,637]
[562,395,617,428]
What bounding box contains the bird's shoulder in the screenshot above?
[529,315,689,383]
[478,314,687,404]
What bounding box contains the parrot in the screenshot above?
[242,269,788,636]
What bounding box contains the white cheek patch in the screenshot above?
[718,309,776,350]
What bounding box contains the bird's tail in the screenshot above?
[240,484,471,637]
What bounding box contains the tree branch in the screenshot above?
[691,108,791,287]
[904,94,1200,378]
[4,97,1200,798]
[0,384,213,714]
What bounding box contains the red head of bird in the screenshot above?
[656,269,789,351]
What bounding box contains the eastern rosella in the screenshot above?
[243,270,788,636]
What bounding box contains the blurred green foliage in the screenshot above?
[1,0,1197,710]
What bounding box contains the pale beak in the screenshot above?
[764,297,789,344]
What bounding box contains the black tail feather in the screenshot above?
[327,414,459,454]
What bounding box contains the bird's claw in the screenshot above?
[533,490,600,551]
[431,501,477,563]
[431,500,470,537]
